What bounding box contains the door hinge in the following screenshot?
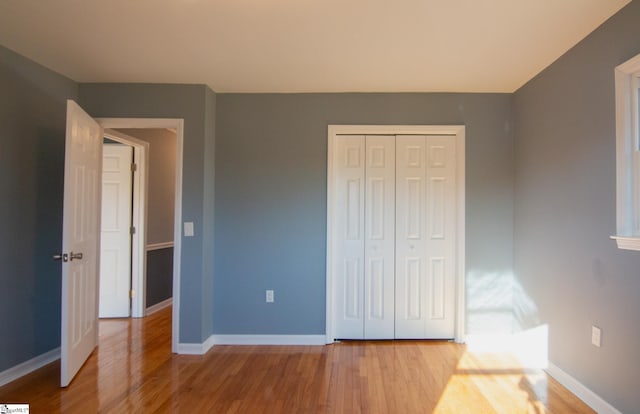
[130,289,136,299]
[130,226,136,235]
[131,163,138,172]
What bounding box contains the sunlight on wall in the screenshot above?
[466,270,548,369]
[466,270,515,334]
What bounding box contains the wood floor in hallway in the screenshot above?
[0,306,594,413]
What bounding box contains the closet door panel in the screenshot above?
[395,136,427,338]
[334,135,365,339]
[364,136,395,339]
[424,136,457,338]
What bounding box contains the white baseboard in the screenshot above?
[176,334,325,355]
[145,298,172,316]
[0,348,60,387]
[212,335,326,346]
[177,335,216,355]
[546,362,621,414]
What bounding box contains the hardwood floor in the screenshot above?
[0,307,594,413]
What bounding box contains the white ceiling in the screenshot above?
[0,0,630,93]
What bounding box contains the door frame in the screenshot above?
[325,125,466,344]
[102,129,150,318]
[98,118,183,353]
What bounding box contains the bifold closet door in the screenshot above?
[334,135,366,339]
[334,135,396,339]
[395,135,457,339]
[363,136,395,339]
[333,134,456,340]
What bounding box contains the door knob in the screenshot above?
[53,253,69,262]
[69,252,83,261]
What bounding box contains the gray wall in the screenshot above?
[214,93,514,334]
[146,247,173,306]
[0,45,78,371]
[513,1,640,412]
[79,83,215,343]
[116,128,176,245]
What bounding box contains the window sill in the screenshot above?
[610,236,640,251]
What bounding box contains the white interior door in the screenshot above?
[99,144,133,318]
[334,135,365,339]
[364,136,395,339]
[332,133,458,341]
[60,100,103,386]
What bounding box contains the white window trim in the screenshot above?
[612,53,640,250]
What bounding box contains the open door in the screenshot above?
[57,100,103,387]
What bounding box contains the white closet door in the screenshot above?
[364,136,395,339]
[334,135,366,339]
[395,136,428,338]
[395,135,457,339]
[333,133,458,341]
[424,136,456,338]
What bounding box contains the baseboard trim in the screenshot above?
[212,335,326,346]
[176,335,215,355]
[546,362,621,414]
[145,298,172,316]
[0,348,60,387]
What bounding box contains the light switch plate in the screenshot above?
[184,222,194,237]
[592,326,601,347]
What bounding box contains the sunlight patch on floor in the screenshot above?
[433,349,550,413]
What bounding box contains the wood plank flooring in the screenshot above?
[0,307,594,413]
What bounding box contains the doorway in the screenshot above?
[99,129,150,319]
[325,125,466,344]
[97,118,184,353]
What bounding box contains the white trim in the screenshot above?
[325,125,466,344]
[212,335,326,346]
[455,128,466,343]
[103,129,149,318]
[613,53,640,248]
[177,335,216,355]
[98,118,184,354]
[145,298,172,315]
[146,241,175,251]
[546,362,622,414]
[0,348,60,388]
[610,235,640,250]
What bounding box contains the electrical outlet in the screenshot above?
[591,326,601,347]
[266,290,274,303]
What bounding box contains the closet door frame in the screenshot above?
[326,125,466,344]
